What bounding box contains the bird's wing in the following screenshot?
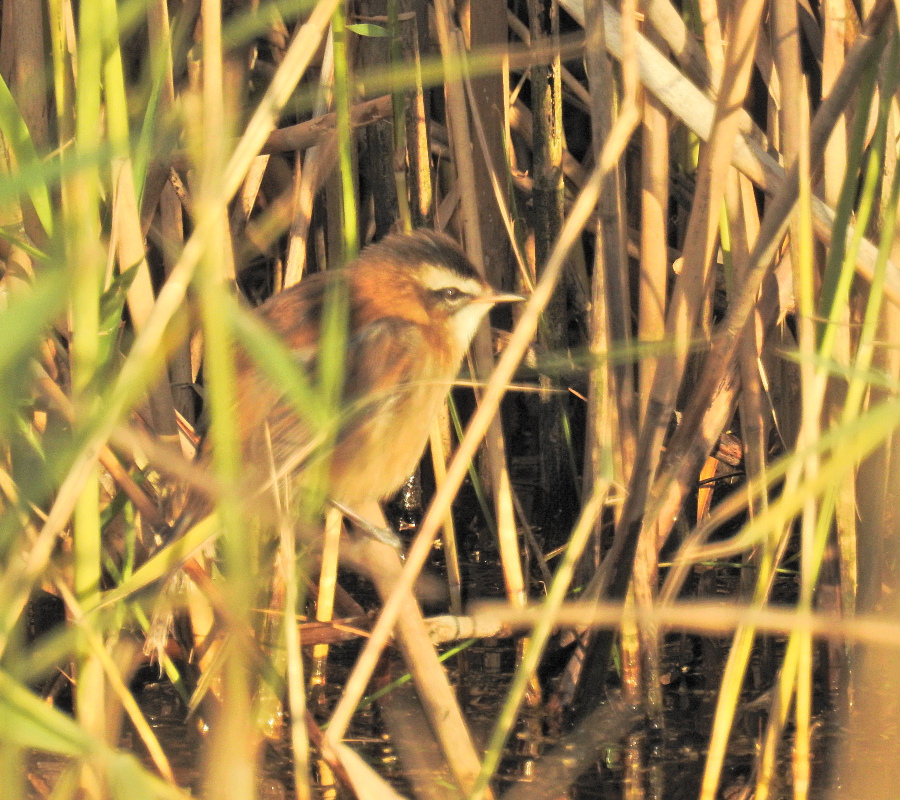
[251,271,426,413]
[340,315,426,413]
[240,295,429,482]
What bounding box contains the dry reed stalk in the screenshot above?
[644,0,894,570]
[464,0,510,290]
[473,599,900,647]
[566,0,771,724]
[582,0,634,506]
[567,0,895,296]
[728,172,767,540]
[343,531,488,796]
[637,24,669,427]
[433,0,524,609]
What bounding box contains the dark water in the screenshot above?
[24,550,837,799]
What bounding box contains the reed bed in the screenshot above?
[0,0,899,799]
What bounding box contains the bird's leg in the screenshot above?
[328,499,404,552]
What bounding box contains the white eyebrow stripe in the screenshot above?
[418,263,483,295]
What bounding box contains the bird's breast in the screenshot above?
[235,321,463,510]
[328,356,456,507]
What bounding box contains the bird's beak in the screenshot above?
[474,290,526,305]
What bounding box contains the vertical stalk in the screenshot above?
[637,27,669,426]
[332,1,358,259]
[101,0,179,445]
[433,2,524,609]
[67,0,104,791]
[401,3,433,227]
[194,2,255,799]
[282,517,311,800]
[527,0,575,533]
[387,0,413,231]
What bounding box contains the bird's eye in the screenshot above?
[425,284,472,309]
[437,286,474,305]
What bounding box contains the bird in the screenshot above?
[145,229,518,661]
[208,229,523,531]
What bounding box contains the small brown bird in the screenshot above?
[227,229,521,523]
[148,230,515,658]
